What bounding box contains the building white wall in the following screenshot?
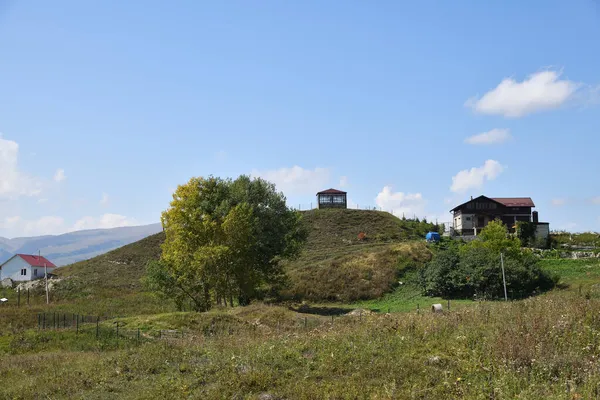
[0,257,52,282]
[454,214,474,230]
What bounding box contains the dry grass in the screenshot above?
[2,290,600,399]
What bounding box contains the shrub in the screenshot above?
[421,221,557,299]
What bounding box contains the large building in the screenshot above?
[450,195,549,239]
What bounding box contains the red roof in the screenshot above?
[316,188,347,195]
[491,197,535,207]
[16,254,56,268]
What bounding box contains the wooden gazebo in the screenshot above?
[316,188,347,209]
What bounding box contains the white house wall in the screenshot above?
[0,257,51,282]
[1,257,31,282]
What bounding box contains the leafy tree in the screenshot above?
[467,219,521,255]
[146,175,307,311]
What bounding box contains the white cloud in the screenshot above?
[375,186,426,218]
[1,216,65,236]
[552,198,567,207]
[54,169,66,182]
[0,135,42,199]
[450,160,504,193]
[465,128,512,145]
[251,166,330,196]
[72,213,137,231]
[466,70,580,117]
[100,193,109,206]
[24,216,65,236]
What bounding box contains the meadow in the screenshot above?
[1,257,600,399]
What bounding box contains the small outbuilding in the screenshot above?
[316,188,347,209]
[0,254,57,282]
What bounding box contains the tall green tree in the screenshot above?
[146,175,307,311]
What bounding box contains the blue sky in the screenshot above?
[1,0,599,237]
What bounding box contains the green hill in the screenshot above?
[282,209,434,302]
[53,209,435,314]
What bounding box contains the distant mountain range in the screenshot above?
[0,223,163,267]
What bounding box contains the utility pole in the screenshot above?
[500,252,508,301]
[41,250,49,304]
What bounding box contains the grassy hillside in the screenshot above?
[50,232,171,316]
[283,209,434,302]
[37,209,435,314]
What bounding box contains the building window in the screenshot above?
[34,269,38,277]
[21,268,27,276]
[465,217,471,221]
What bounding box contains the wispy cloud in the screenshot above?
[450,160,504,193]
[251,166,330,196]
[72,214,138,231]
[466,70,580,118]
[100,193,109,206]
[0,135,42,199]
[54,169,66,182]
[339,176,349,188]
[465,128,512,145]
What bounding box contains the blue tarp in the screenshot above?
[426,232,441,242]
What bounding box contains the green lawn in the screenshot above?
[539,258,600,287]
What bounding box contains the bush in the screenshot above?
[421,246,557,299]
[420,221,557,299]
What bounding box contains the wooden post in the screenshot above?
[137,328,140,342]
[331,315,334,324]
[27,289,30,306]
[53,312,56,329]
[159,330,162,339]
[17,288,20,308]
[447,299,450,311]
[43,313,46,329]
[63,314,66,329]
[116,322,119,338]
[38,313,40,330]
[304,317,307,328]
[76,315,79,334]
[96,317,100,338]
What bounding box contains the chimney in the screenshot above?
[532,211,539,223]
[470,196,473,200]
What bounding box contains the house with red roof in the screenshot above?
[0,254,57,282]
[316,188,347,209]
[450,195,549,239]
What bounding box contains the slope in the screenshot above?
[282,209,434,302]
[49,209,435,314]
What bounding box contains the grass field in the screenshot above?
[2,211,600,398]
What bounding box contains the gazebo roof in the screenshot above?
[316,188,347,195]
